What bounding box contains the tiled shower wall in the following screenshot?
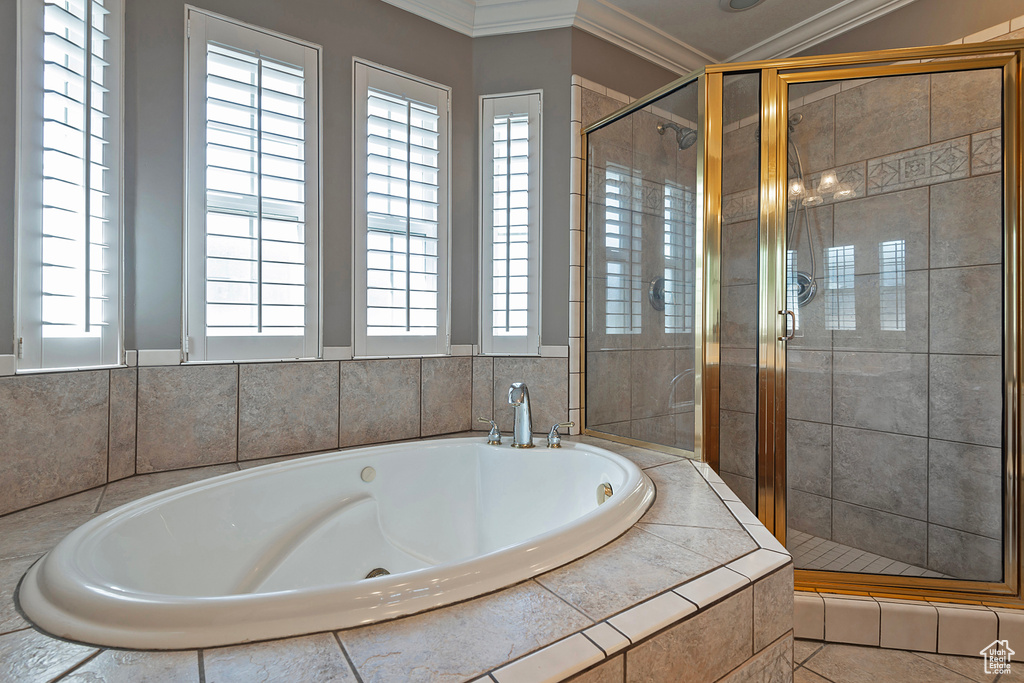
[720,69,1004,580]
[581,82,697,452]
[0,356,568,517]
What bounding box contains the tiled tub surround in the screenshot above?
[0,436,794,682]
[581,81,699,454]
[0,355,568,517]
[20,437,655,649]
[719,68,1006,581]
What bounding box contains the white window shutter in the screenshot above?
[480,92,542,355]
[353,62,451,357]
[185,10,321,362]
[17,0,123,370]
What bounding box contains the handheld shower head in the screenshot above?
[657,122,698,151]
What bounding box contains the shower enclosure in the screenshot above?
[583,40,1024,603]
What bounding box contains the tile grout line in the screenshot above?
[133,365,139,477]
[332,632,366,683]
[52,648,103,682]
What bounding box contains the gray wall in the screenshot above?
[571,28,677,101]
[798,0,1024,56]
[0,0,670,352]
[125,0,477,349]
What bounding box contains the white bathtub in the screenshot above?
[19,436,654,649]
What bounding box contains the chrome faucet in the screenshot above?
[507,382,535,448]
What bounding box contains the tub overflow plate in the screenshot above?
[361,467,376,483]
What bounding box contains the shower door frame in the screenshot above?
[762,48,1024,604]
[582,38,1024,605]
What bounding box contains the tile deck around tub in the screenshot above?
[0,434,792,682]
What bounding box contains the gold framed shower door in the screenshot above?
[581,39,1024,605]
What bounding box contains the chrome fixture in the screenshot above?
[546,422,575,448]
[507,382,535,448]
[597,483,614,505]
[782,113,821,307]
[648,276,666,311]
[477,417,502,445]
[365,568,390,579]
[657,122,698,151]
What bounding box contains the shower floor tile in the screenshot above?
[787,530,950,578]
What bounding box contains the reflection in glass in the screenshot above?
[879,240,907,332]
[786,250,801,332]
[604,163,642,335]
[825,245,856,331]
[664,182,696,334]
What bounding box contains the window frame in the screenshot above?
[15,0,125,372]
[352,59,452,358]
[478,90,542,356]
[183,7,322,363]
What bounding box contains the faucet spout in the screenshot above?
[507,382,535,448]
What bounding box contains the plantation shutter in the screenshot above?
[480,92,542,355]
[354,62,450,357]
[185,10,320,362]
[17,0,123,370]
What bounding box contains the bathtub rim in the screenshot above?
[18,436,656,650]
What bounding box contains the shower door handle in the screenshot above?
[778,310,796,341]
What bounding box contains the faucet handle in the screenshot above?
[477,417,502,445]
[546,421,576,448]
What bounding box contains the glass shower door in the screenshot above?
[779,64,1007,584]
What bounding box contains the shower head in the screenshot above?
[788,113,803,132]
[657,122,698,151]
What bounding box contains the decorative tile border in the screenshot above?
[866,136,971,195]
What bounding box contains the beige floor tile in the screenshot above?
[804,643,977,683]
[0,554,41,635]
[794,667,832,683]
[204,633,355,683]
[62,650,200,682]
[0,627,98,682]
[0,489,103,560]
[914,651,991,683]
[794,639,824,664]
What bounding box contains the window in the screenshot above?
[353,61,450,357]
[604,164,642,335]
[185,10,320,362]
[825,245,856,331]
[480,92,541,355]
[16,0,123,370]
[879,240,906,332]
[664,182,695,335]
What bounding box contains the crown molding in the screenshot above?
[725,0,919,62]
[574,0,713,73]
[379,0,476,35]
[474,0,579,36]
[379,0,919,75]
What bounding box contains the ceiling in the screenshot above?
[378,0,920,72]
